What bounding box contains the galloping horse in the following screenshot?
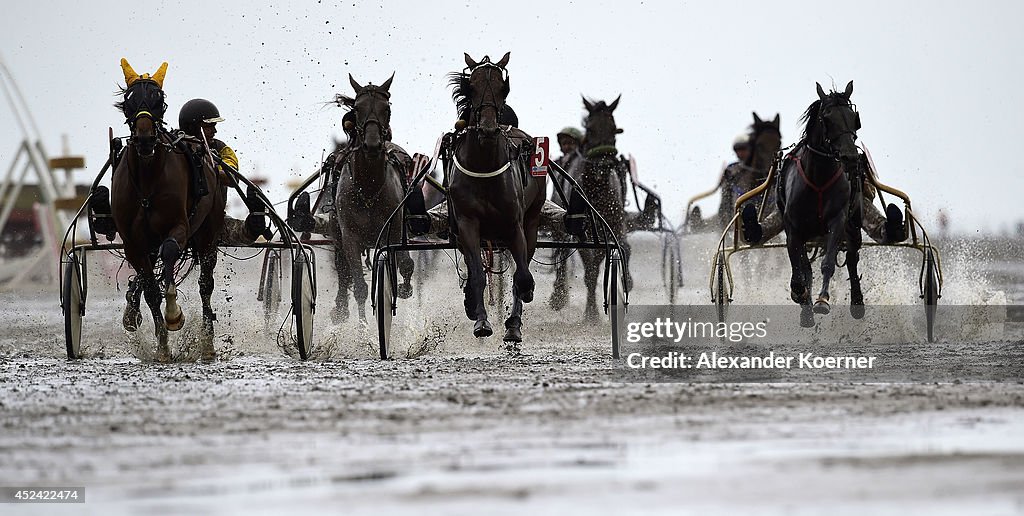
[112,59,226,360]
[447,52,546,342]
[553,96,632,321]
[329,74,415,322]
[778,81,863,325]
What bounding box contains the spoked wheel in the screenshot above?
[606,249,626,359]
[714,250,730,323]
[262,250,282,327]
[923,249,940,343]
[291,249,315,360]
[62,249,85,359]
[661,234,680,303]
[374,251,394,360]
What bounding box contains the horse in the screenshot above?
[738,112,783,212]
[551,95,632,321]
[447,52,546,343]
[111,59,226,361]
[778,81,864,326]
[328,73,415,322]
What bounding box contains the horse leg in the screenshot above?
[396,250,414,299]
[122,276,143,332]
[197,248,218,360]
[139,271,170,361]
[815,220,846,315]
[548,248,569,311]
[332,238,350,324]
[504,225,535,343]
[621,237,633,292]
[351,247,370,322]
[846,222,865,319]
[786,233,814,327]
[458,219,490,338]
[159,238,185,331]
[582,249,601,323]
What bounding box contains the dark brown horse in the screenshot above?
[779,81,863,325]
[553,96,632,321]
[737,112,783,213]
[447,52,545,342]
[329,74,415,322]
[112,59,226,360]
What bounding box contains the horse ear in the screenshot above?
[380,72,394,93]
[609,94,621,111]
[464,53,478,69]
[151,62,168,88]
[582,95,594,112]
[616,128,624,134]
[496,51,510,68]
[816,82,827,100]
[120,58,139,86]
[772,113,780,126]
[753,112,763,125]
[349,74,363,93]
[844,80,854,98]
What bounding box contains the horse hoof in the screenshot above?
[850,303,865,319]
[123,312,142,332]
[503,327,522,343]
[813,300,830,315]
[800,307,815,328]
[473,320,493,338]
[165,312,185,332]
[397,283,413,299]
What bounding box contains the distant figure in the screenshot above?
[551,126,583,207]
[717,133,753,226]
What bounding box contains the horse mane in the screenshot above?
[447,71,472,120]
[332,94,355,111]
[798,99,822,143]
[113,84,128,113]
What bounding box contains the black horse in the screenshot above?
[551,96,632,320]
[736,112,783,214]
[447,52,546,342]
[329,74,415,322]
[779,81,864,325]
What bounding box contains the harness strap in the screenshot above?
[453,155,511,178]
[792,154,844,221]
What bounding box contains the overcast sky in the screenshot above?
[2,0,1022,233]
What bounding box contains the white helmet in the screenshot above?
[733,133,750,148]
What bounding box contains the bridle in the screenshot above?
[465,61,508,128]
[121,80,168,158]
[808,97,860,161]
[350,87,393,148]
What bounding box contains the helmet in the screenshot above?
[178,98,225,134]
[732,133,751,149]
[556,127,583,142]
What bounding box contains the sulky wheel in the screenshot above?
[923,249,940,343]
[262,250,282,327]
[374,251,394,360]
[714,250,730,323]
[62,249,85,359]
[291,249,315,360]
[606,249,626,359]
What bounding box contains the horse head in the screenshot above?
[117,58,168,159]
[454,52,511,140]
[339,73,394,154]
[809,81,861,162]
[749,112,782,170]
[582,95,623,150]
